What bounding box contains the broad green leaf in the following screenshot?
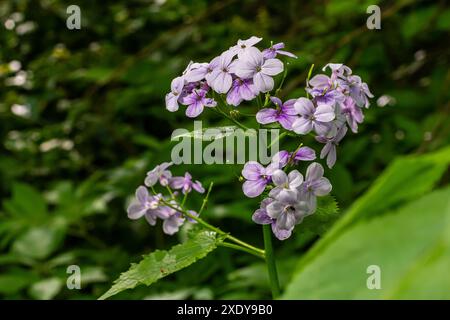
[283,187,450,299]
[99,230,223,300]
[11,226,65,260]
[296,146,450,270]
[0,272,38,295]
[297,196,340,236]
[4,183,48,218]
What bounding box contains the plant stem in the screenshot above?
[268,131,288,149]
[160,200,265,258]
[198,182,213,215]
[219,242,265,259]
[263,224,281,299]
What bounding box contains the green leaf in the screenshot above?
[28,277,64,300]
[0,272,38,295]
[4,183,48,217]
[283,187,450,299]
[296,196,340,236]
[99,230,223,300]
[11,226,65,260]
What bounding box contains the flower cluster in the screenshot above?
[165,36,297,117]
[256,63,373,168]
[243,149,331,240]
[127,162,204,235]
[161,36,374,241]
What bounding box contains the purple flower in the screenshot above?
[266,190,310,240]
[252,198,275,225]
[316,125,347,168]
[183,62,209,82]
[226,78,257,106]
[322,63,352,81]
[207,50,236,94]
[241,161,276,198]
[262,42,297,59]
[256,97,298,130]
[271,150,290,168]
[298,162,332,211]
[231,36,263,58]
[169,172,205,194]
[292,146,316,163]
[252,198,298,241]
[292,97,335,135]
[234,47,284,93]
[157,205,186,235]
[269,169,303,198]
[127,186,160,223]
[340,96,363,133]
[182,89,217,118]
[145,162,173,187]
[165,76,184,112]
[308,74,345,107]
[347,75,374,108]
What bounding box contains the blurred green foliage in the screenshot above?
[0,0,449,299]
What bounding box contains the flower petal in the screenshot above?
[256,108,278,124]
[315,104,335,122]
[242,161,264,180]
[127,202,146,220]
[185,101,204,118]
[313,177,332,196]
[192,181,205,193]
[272,169,288,187]
[266,200,284,219]
[165,93,179,112]
[254,72,274,93]
[252,209,273,225]
[271,223,292,240]
[292,117,313,134]
[326,145,337,169]
[294,98,315,116]
[306,162,324,181]
[261,58,283,76]
[135,186,149,203]
[294,146,316,161]
[288,170,303,188]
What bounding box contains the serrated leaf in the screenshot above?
[297,196,340,235]
[283,187,450,299]
[99,230,223,300]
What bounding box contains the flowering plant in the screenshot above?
[101,36,374,299]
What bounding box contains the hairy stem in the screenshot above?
[219,242,265,259]
[160,199,265,258]
[263,224,281,299]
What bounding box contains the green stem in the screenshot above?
[268,131,288,149]
[214,105,249,130]
[198,182,213,215]
[219,242,265,259]
[263,224,281,299]
[160,200,265,258]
